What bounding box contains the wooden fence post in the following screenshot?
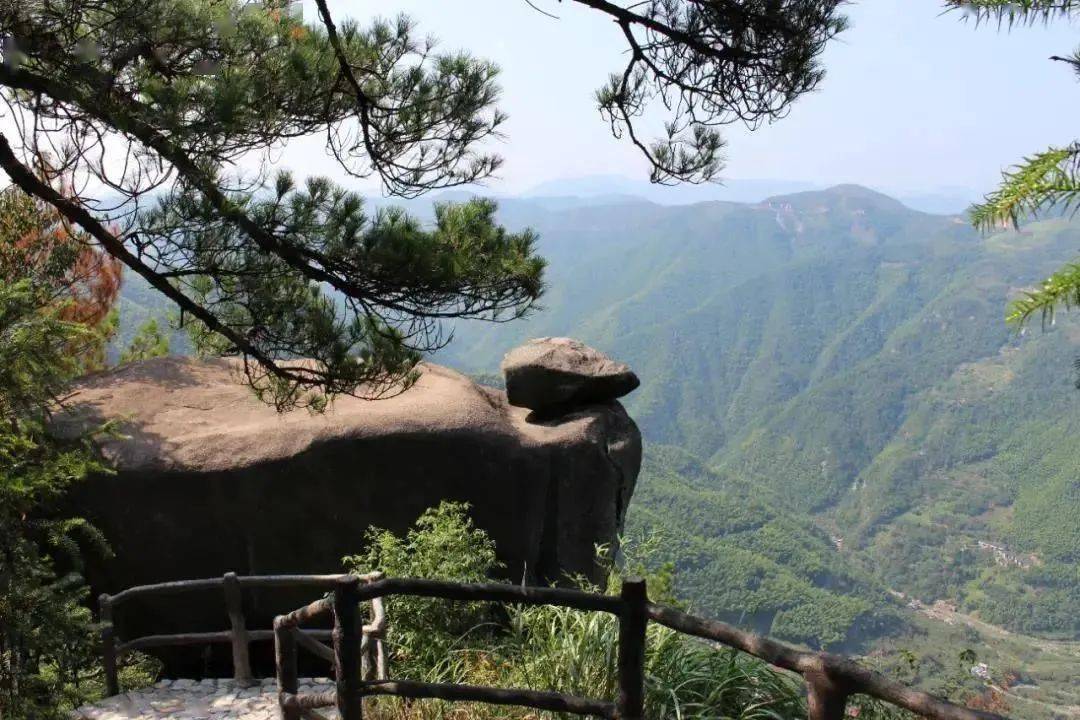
[223,572,253,684]
[360,633,373,681]
[375,637,387,681]
[274,617,301,720]
[334,575,363,720]
[616,578,647,720]
[806,669,850,720]
[368,572,388,681]
[99,593,119,697]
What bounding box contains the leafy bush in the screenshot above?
[345,503,949,720]
[343,501,502,681]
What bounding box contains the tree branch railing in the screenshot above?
[275,576,1010,720]
[97,571,387,697]
[101,573,1012,720]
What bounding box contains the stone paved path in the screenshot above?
[73,677,337,719]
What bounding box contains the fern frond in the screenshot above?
[970,144,1080,231]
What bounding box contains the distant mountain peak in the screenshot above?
[763,183,912,214]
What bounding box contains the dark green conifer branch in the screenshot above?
[0,0,844,407]
[946,1,1080,331]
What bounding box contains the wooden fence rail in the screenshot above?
[98,571,386,697]
[100,573,1012,720]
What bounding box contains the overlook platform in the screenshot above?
[73,678,337,720]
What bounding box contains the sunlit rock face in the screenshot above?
[54,343,640,671]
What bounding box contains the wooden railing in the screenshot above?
[97,571,386,697]
[275,576,1011,720]
[101,573,1013,720]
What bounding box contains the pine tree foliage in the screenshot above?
[0,181,140,717]
[578,0,848,184]
[119,318,169,364]
[0,0,847,408]
[948,0,1080,23]
[948,1,1080,327]
[0,281,113,718]
[1008,259,1080,326]
[0,185,121,371]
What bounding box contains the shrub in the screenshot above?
[342,501,502,681]
[0,280,154,717]
[347,503,812,720]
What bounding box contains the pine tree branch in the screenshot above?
[0,63,515,323]
[1008,261,1080,327]
[0,131,307,388]
[945,1,1080,24]
[566,0,757,62]
[311,0,845,185]
[969,144,1080,230]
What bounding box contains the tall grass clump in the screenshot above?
[508,600,806,720]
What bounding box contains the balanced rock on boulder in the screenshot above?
[501,337,640,412]
[51,348,641,676]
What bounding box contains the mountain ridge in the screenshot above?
[431,185,1080,645]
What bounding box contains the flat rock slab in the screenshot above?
[73,678,336,720]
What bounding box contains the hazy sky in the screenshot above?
[283,0,1080,198]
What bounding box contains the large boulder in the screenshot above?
[53,350,640,672]
[501,337,640,412]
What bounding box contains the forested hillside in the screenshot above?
[623,444,900,651]
[433,185,1080,650]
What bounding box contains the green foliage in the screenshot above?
[945,4,1080,334]
[343,501,502,681]
[0,281,105,717]
[119,318,170,364]
[969,147,1080,233]
[145,176,544,409]
[0,281,87,417]
[1,0,547,409]
[511,547,810,720]
[1008,258,1080,327]
[0,422,105,717]
[968,145,1080,330]
[0,201,156,715]
[107,273,190,362]
[591,0,847,184]
[947,1,1080,23]
[507,602,807,720]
